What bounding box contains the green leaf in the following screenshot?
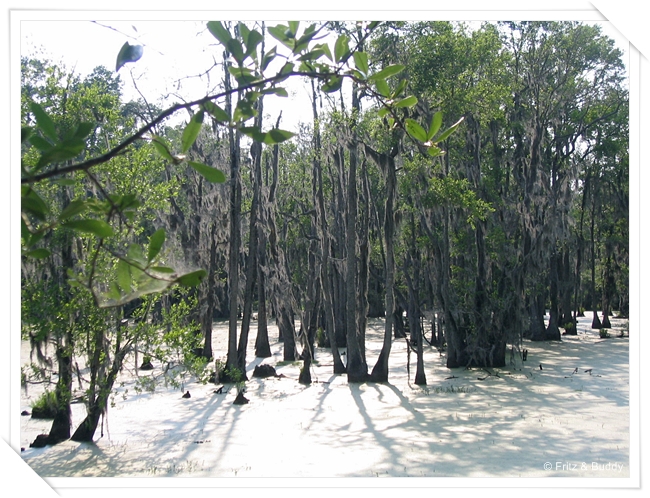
[21,218,30,243]
[378,107,391,118]
[202,101,230,123]
[151,266,176,274]
[147,228,166,262]
[21,187,50,221]
[244,29,263,58]
[321,75,343,94]
[265,128,295,145]
[368,64,405,81]
[232,99,257,122]
[277,62,295,81]
[27,231,45,248]
[181,110,204,153]
[59,200,88,220]
[151,135,175,162]
[261,87,288,98]
[107,282,122,301]
[432,116,465,143]
[127,244,147,268]
[394,96,418,108]
[226,38,245,65]
[207,21,233,47]
[239,126,266,143]
[238,22,251,44]
[315,43,333,62]
[427,112,443,141]
[30,102,58,142]
[268,25,294,51]
[176,269,207,287]
[24,248,51,259]
[334,34,349,63]
[73,122,95,140]
[261,46,277,71]
[115,42,143,72]
[28,135,52,152]
[117,259,132,293]
[36,138,85,168]
[392,79,407,98]
[63,219,114,238]
[21,126,33,143]
[136,277,172,295]
[405,118,428,142]
[294,29,319,54]
[298,49,327,62]
[375,79,391,98]
[228,66,258,85]
[353,51,369,77]
[189,161,227,183]
[428,145,444,157]
[288,21,300,37]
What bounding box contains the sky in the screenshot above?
[18,16,631,134]
[20,19,328,133]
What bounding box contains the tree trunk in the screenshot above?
[201,221,218,359]
[344,87,368,383]
[544,252,562,340]
[267,113,297,361]
[366,144,397,383]
[254,238,271,357]
[311,104,345,372]
[45,221,75,444]
[589,194,602,329]
[71,319,129,442]
[225,59,242,370]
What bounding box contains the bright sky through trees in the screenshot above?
[20,17,630,134]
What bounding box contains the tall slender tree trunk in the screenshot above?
[255,230,271,357]
[312,83,345,373]
[267,113,297,361]
[589,194,602,329]
[545,252,562,340]
[237,100,265,374]
[225,61,242,371]
[345,86,368,383]
[43,189,75,445]
[365,144,397,382]
[202,221,218,359]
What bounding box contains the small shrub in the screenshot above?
[30,390,58,419]
[315,328,330,348]
[219,365,245,384]
[599,329,610,338]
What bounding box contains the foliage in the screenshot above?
[30,390,59,418]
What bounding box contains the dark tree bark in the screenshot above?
[201,221,218,359]
[544,252,562,340]
[589,193,602,329]
[311,86,345,373]
[71,319,129,442]
[254,237,271,357]
[344,84,368,383]
[365,144,397,383]
[42,189,76,445]
[404,243,426,386]
[225,57,243,370]
[267,114,297,361]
